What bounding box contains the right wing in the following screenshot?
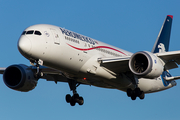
[98,56,131,73]
[0,68,6,74]
[0,66,69,83]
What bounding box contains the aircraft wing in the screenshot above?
[98,56,131,73]
[98,50,180,74]
[28,66,90,85]
[0,68,6,74]
[29,66,69,83]
[0,66,69,83]
[155,50,180,70]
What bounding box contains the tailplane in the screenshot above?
[151,15,173,53]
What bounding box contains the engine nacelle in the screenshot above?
[129,51,164,78]
[3,64,37,92]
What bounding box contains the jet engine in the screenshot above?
[129,51,164,78]
[3,64,37,92]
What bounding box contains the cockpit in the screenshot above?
[21,30,42,36]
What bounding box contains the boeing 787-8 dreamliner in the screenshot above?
[1,15,179,106]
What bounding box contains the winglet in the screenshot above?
[151,15,173,53]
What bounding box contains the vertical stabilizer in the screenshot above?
[151,15,173,53]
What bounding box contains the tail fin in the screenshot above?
[151,15,173,53]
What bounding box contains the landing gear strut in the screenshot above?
[30,59,43,79]
[127,88,145,100]
[66,79,84,106]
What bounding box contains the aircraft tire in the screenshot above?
[127,89,132,97]
[73,93,79,99]
[66,94,71,103]
[131,94,136,100]
[134,88,141,96]
[78,97,84,105]
[70,100,76,106]
[139,91,145,100]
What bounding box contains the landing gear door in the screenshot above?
[50,29,60,45]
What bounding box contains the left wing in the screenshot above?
[0,66,90,84]
[0,66,69,83]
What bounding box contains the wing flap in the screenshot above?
[98,56,131,73]
[156,50,180,70]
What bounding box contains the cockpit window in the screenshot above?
[34,31,42,35]
[26,30,34,34]
[21,30,42,36]
[21,31,26,35]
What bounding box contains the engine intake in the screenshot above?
[129,51,164,78]
[3,64,37,92]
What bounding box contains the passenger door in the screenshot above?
[50,29,60,45]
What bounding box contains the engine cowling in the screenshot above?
[129,51,164,78]
[3,64,37,92]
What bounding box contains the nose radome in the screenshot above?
[18,36,32,54]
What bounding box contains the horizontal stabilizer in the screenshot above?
[163,76,180,81]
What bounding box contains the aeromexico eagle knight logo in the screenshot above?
[158,43,171,86]
[158,43,166,53]
[161,71,171,87]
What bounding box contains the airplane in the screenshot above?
[1,15,180,106]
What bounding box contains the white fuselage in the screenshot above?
[18,24,176,94]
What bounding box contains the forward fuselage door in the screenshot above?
[50,28,60,45]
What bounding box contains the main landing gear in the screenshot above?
[127,88,145,100]
[66,93,84,106]
[65,79,84,106]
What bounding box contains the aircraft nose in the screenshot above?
[18,36,32,54]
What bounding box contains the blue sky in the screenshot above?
[0,0,180,120]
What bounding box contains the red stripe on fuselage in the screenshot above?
[67,43,127,56]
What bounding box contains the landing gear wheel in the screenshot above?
[127,88,145,100]
[66,94,71,103]
[73,93,79,99]
[139,91,145,100]
[65,93,84,106]
[78,97,84,105]
[70,99,76,106]
[131,94,137,100]
[134,88,141,96]
[66,79,84,106]
[127,89,132,97]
